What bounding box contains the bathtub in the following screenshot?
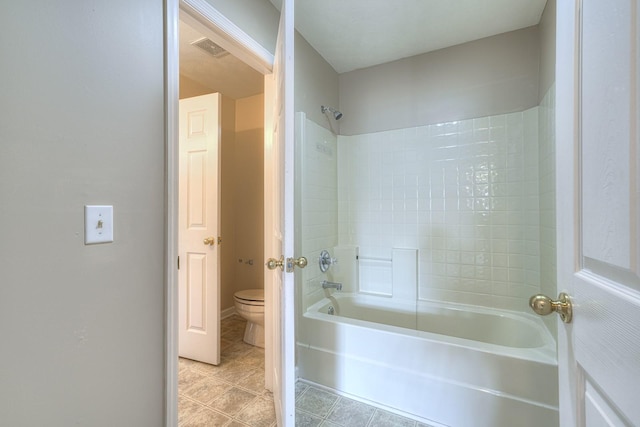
[297,293,559,427]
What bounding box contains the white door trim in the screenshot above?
[164,1,275,425]
[165,0,180,424]
[179,0,274,75]
[555,1,578,424]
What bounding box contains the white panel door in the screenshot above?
[556,1,640,425]
[178,93,221,366]
[264,0,295,425]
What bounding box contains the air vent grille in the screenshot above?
[191,38,229,58]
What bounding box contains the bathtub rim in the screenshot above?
[303,293,557,365]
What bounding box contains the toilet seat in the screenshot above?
[234,289,264,306]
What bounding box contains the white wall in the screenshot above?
[538,0,557,338]
[0,1,165,425]
[297,115,339,310]
[338,109,541,311]
[330,22,555,318]
[339,26,541,136]
[538,85,556,337]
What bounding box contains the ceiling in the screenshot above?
[275,0,548,73]
[179,0,549,97]
[179,20,263,99]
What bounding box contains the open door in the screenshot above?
[178,93,221,366]
[264,0,296,425]
[554,1,640,425]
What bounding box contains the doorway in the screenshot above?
[169,2,275,424]
[178,16,266,357]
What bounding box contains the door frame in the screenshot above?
[164,0,275,424]
[555,0,578,424]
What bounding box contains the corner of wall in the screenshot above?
[221,96,238,311]
[232,94,265,304]
[294,32,340,132]
[538,0,557,103]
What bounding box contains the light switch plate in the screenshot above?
[84,205,114,244]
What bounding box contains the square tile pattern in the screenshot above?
[180,316,438,426]
[179,316,276,427]
[332,108,543,312]
[295,382,438,427]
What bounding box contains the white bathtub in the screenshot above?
[297,293,559,427]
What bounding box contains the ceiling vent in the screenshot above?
[191,38,229,59]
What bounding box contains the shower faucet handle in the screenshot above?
[319,250,337,273]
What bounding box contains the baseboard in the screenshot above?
[221,306,236,319]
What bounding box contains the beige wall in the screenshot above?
[0,1,165,425]
[538,0,556,101]
[294,32,340,131]
[232,94,265,304]
[219,93,267,312]
[180,74,217,99]
[203,0,279,54]
[339,26,541,135]
[220,96,238,312]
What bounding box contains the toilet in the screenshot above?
[233,289,265,348]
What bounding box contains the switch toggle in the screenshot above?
[84,205,113,245]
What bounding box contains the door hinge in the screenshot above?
[177,256,180,270]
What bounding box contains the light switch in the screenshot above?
[84,205,113,244]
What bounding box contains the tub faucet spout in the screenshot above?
[321,280,342,291]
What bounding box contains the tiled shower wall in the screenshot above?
[297,114,339,310]
[337,109,541,312]
[538,85,557,335]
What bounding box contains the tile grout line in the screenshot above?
[179,316,276,427]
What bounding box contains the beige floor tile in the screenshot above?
[178,396,202,426]
[183,375,233,406]
[235,367,266,394]
[235,396,276,427]
[179,367,208,393]
[213,359,255,383]
[210,387,258,416]
[180,405,230,427]
[222,341,255,360]
[235,348,265,368]
[179,316,273,426]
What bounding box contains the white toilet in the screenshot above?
[233,289,265,348]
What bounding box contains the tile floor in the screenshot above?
[179,315,276,427]
[179,315,437,427]
[295,382,437,427]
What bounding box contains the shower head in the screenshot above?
[321,105,343,120]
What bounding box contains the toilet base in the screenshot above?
[243,321,265,348]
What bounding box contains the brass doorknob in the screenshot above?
[266,256,284,271]
[203,237,216,246]
[290,256,308,269]
[529,292,572,323]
